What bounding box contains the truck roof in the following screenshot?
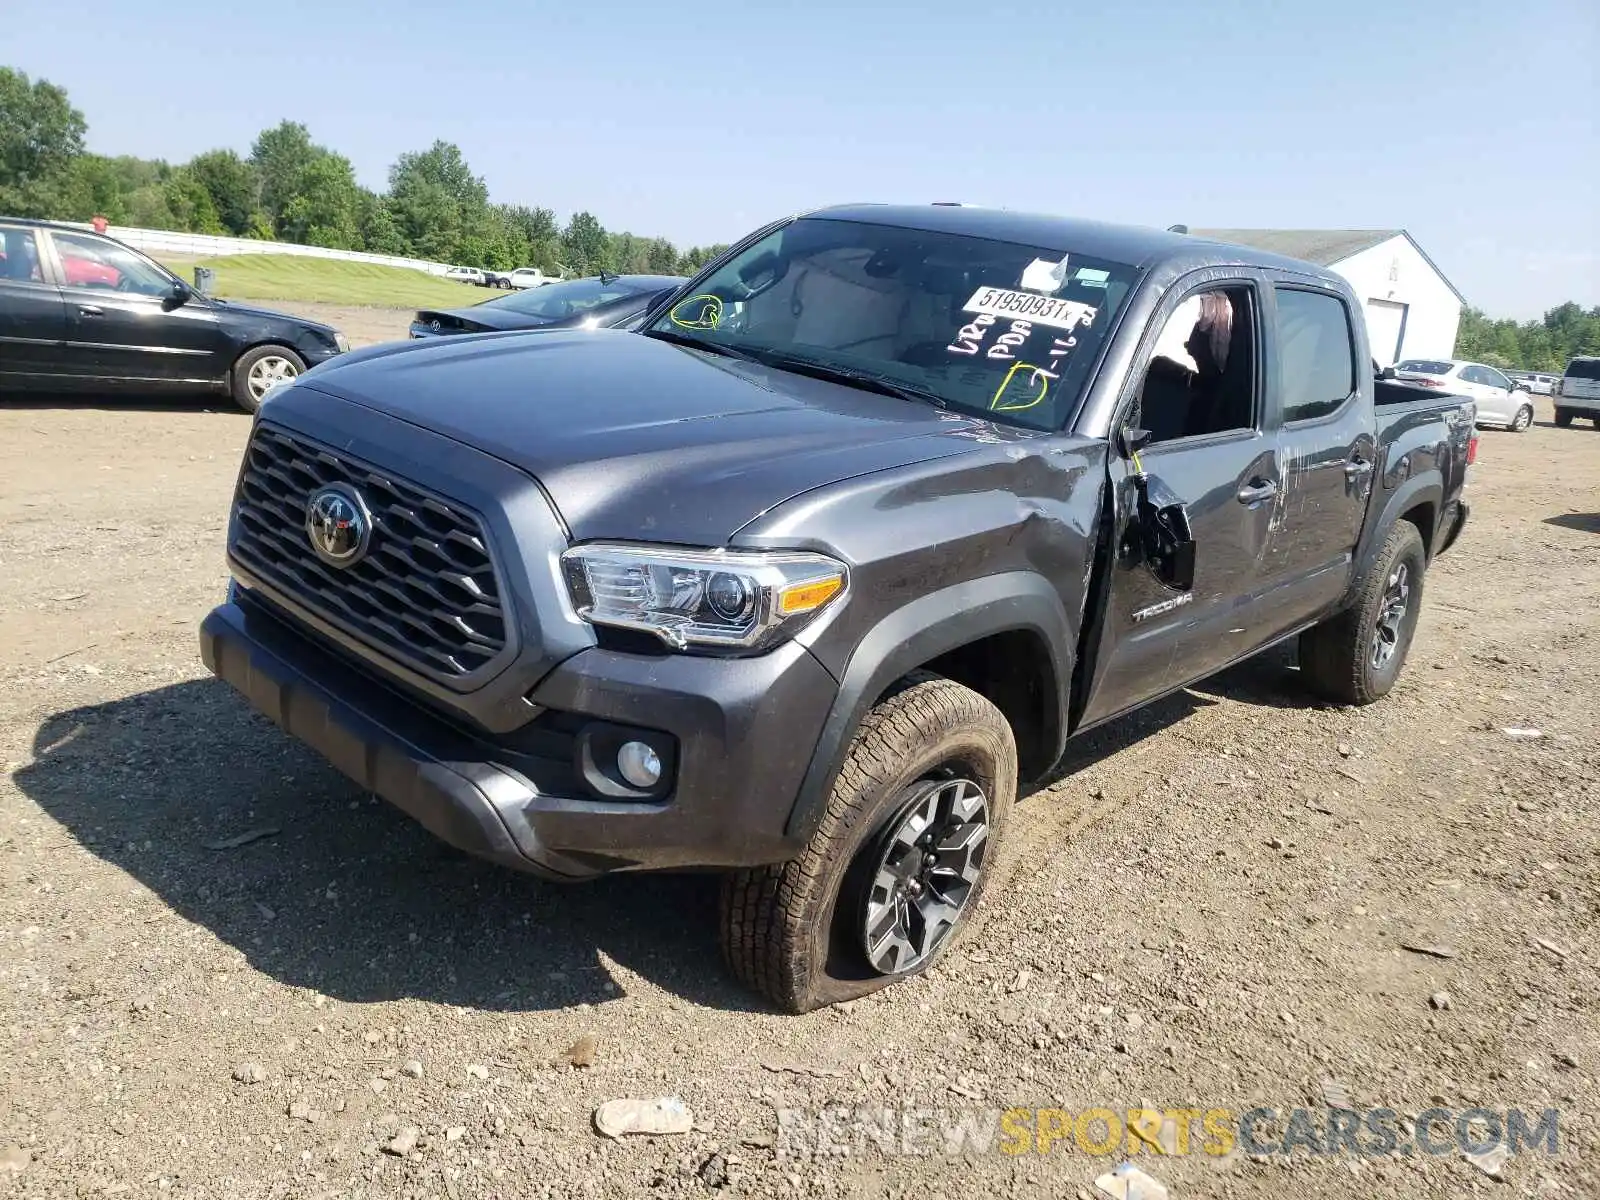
[809,203,1339,280]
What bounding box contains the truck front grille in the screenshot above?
[231,423,509,683]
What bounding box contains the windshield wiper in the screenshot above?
[750,353,952,410]
[640,327,764,364]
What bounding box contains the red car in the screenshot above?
[61,254,120,288]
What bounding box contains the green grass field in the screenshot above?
[157,253,498,309]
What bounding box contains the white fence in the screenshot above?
[61,222,457,276]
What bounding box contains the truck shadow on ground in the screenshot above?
[1544,512,1600,534]
[18,653,1315,1014]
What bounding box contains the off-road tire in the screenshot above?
[1554,408,1573,427]
[720,673,1017,1013]
[1299,522,1426,706]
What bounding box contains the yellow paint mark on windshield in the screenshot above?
[669,294,724,330]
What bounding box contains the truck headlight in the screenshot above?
[561,544,847,651]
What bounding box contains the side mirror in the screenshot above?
[165,280,191,309]
[1132,472,1196,593]
[1379,365,1397,380]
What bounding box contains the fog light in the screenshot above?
[617,740,662,789]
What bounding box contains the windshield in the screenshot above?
[644,217,1138,430]
[1397,359,1453,375]
[485,277,646,320]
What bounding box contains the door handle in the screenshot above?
[78,304,104,317]
[1344,455,1374,479]
[1237,478,1278,505]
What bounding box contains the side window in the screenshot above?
[1131,285,1257,445]
[1460,366,1487,386]
[0,228,46,284]
[50,231,173,297]
[1485,367,1511,390]
[1275,288,1357,422]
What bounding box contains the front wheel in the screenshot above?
[1298,522,1426,706]
[1512,404,1533,432]
[231,345,306,413]
[721,674,1016,1013]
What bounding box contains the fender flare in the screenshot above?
[1358,472,1443,586]
[785,572,1074,841]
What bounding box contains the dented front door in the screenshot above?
[1074,430,1282,730]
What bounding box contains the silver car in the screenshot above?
[1555,357,1600,427]
[1394,358,1535,432]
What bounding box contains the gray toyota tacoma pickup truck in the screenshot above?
[201,205,1473,1012]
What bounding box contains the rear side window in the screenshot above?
[1275,288,1357,422]
[1566,358,1600,381]
[0,227,45,283]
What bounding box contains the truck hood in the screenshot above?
[293,329,988,543]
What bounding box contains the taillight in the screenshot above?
[1467,435,1479,465]
[1414,378,1443,387]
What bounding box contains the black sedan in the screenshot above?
[409,273,684,339]
[0,217,349,412]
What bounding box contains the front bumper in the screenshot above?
[200,592,837,880]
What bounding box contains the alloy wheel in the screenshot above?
[861,776,990,975]
[1370,561,1410,670]
[247,354,300,400]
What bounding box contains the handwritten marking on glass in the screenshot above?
[669,294,724,330]
[946,313,996,356]
[991,362,1059,412]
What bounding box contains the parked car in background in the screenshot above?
[508,267,561,289]
[0,218,348,412]
[409,274,683,339]
[444,266,486,286]
[1394,358,1534,431]
[1555,356,1600,427]
[1509,370,1558,396]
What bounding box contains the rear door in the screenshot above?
[1462,365,1511,422]
[44,228,230,385]
[1257,282,1376,635]
[0,225,69,384]
[1481,365,1521,423]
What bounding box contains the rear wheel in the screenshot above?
[231,345,306,413]
[1512,404,1533,432]
[720,673,1016,1013]
[1299,522,1426,706]
[1554,408,1573,427]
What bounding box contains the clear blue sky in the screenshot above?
[8,0,1596,318]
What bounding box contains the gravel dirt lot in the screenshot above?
[1,343,1597,1199]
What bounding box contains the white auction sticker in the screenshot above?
[962,286,1097,332]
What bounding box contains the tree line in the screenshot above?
[0,67,727,278]
[1451,303,1600,374]
[6,66,1596,347]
